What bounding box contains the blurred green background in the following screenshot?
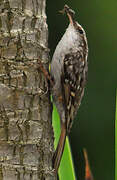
[47,0,116,179]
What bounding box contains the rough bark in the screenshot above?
[0,0,55,179]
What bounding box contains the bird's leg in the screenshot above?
[38,58,54,87]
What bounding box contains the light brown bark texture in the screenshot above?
[0,0,55,180]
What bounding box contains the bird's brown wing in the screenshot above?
[61,50,87,132]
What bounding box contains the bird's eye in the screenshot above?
[78,29,83,34]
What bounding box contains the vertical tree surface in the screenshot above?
[0,0,55,179]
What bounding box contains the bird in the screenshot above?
[50,4,88,173]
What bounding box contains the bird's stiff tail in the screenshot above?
[53,123,67,173]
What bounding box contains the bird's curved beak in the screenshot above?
[59,4,75,25]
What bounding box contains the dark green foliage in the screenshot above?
[47,1,115,179]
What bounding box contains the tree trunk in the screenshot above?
[0,0,55,179]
